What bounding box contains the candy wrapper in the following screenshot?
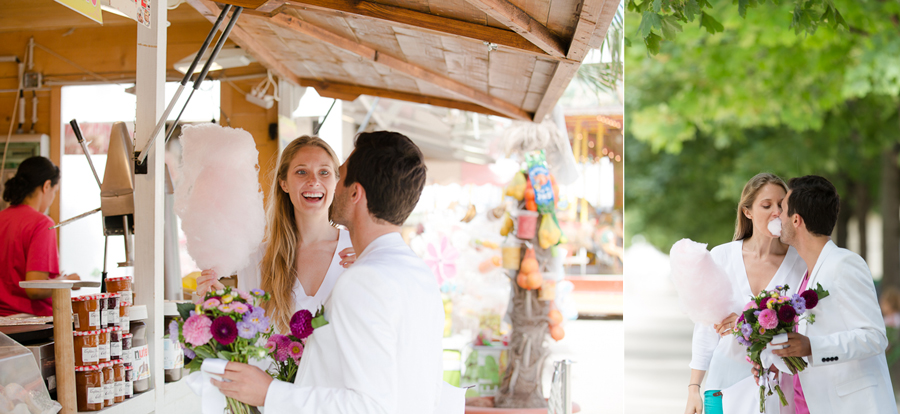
[525,151,556,215]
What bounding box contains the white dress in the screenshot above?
[690,240,806,391]
[237,228,352,315]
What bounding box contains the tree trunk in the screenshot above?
[495,239,551,409]
[836,180,853,249]
[881,144,900,289]
[856,183,870,261]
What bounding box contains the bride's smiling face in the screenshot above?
[279,146,338,216]
[744,183,786,239]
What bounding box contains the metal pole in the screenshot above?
[356,97,379,134]
[136,4,234,165]
[315,98,337,135]
[70,119,102,189]
[160,6,244,148]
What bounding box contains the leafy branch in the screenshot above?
[627,0,847,54]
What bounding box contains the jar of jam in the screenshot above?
[109,326,123,360]
[98,328,109,364]
[75,365,103,411]
[101,362,114,407]
[113,360,126,403]
[124,366,134,399]
[73,330,100,366]
[97,293,109,327]
[107,293,120,328]
[71,294,100,332]
[121,333,133,367]
[106,276,133,305]
[119,301,130,333]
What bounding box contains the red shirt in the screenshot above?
[0,204,60,316]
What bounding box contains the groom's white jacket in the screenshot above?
[263,233,446,413]
[797,241,896,414]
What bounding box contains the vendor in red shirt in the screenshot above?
[1,156,80,316]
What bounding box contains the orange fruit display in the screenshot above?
[550,325,565,341]
[548,309,563,326]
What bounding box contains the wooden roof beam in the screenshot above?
[532,0,618,121]
[460,0,566,58]
[190,0,509,118]
[271,0,573,61]
[264,13,532,120]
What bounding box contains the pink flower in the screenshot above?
[758,308,778,330]
[183,314,213,346]
[218,304,234,313]
[233,289,253,302]
[288,341,303,362]
[231,302,249,314]
[202,298,221,310]
[743,301,758,311]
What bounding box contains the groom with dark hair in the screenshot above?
[769,175,895,413]
[211,131,451,413]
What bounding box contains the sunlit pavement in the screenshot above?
[544,318,624,414]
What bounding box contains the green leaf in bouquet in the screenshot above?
[814,283,830,300]
[194,346,217,360]
[218,350,236,361]
[185,357,203,373]
[177,302,196,321]
[749,341,767,354]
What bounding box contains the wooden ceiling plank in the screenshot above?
[567,0,618,61]
[460,0,566,58]
[189,0,308,85]
[531,60,578,121]
[265,13,531,120]
[279,0,568,59]
[306,79,507,117]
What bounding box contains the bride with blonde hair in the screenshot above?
[197,136,354,332]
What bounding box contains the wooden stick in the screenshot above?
[51,289,76,414]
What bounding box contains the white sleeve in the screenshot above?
[237,246,263,291]
[262,265,397,413]
[808,256,888,367]
[690,322,720,371]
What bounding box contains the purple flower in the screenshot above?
[183,315,213,346]
[244,306,270,333]
[183,347,196,359]
[758,309,778,330]
[211,316,238,345]
[168,320,180,340]
[753,310,761,317]
[800,290,819,309]
[271,334,291,362]
[290,310,314,340]
[237,321,257,339]
[760,297,772,310]
[251,289,265,297]
[737,336,751,347]
[740,323,753,337]
[777,304,797,323]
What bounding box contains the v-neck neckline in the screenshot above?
[295,230,346,299]
[736,240,797,296]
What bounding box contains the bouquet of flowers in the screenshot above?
[265,306,328,382]
[732,283,829,412]
[170,287,271,414]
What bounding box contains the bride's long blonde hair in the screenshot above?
[260,136,340,333]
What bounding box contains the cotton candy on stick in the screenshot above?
[669,239,741,325]
[174,124,265,278]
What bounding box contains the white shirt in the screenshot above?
[689,240,806,390]
[237,228,352,314]
[263,232,446,414]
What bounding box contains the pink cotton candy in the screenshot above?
[174,124,266,277]
[669,239,741,325]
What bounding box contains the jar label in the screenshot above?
[100,307,108,326]
[100,343,110,360]
[126,381,133,397]
[121,348,132,364]
[133,345,151,381]
[163,338,184,370]
[115,381,125,397]
[111,341,122,358]
[120,290,133,305]
[87,387,103,404]
[83,346,99,363]
[104,383,114,402]
[109,309,119,324]
[73,313,80,330]
[89,310,100,327]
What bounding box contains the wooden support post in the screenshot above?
[19,280,100,414]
